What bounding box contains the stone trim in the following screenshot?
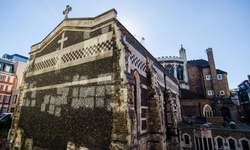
[24,75,112,92]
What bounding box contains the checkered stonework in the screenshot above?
[26,39,113,72]
[61,39,112,63]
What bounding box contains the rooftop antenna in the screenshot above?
[134,35,145,46]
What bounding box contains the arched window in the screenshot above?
[229,139,236,150]
[182,133,191,147]
[242,140,249,150]
[239,138,250,150]
[215,136,225,150]
[217,138,223,149]
[166,65,174,77]
[184,135,190,145]
[134,77,138,115]
[177,66,184,80]
[133,71,141,132]
[203,104,213,117]
[133,70,147,132]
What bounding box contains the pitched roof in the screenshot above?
[187,59,209,68]
[188,59,227,74]
[216,69,227,74]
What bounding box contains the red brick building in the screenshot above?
[0,58,18,113]
[187,48,238,121]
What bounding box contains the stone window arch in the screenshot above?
[214,136,225,150]
[177,65,184,80]
[239,138,250,150]
[226,137,237,150]
[203,104,213,117]
[182,133,191,147]
[133,70,141,132]
[166,65,174,77]
[133,70,147,133]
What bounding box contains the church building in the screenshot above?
[9,8,181,150]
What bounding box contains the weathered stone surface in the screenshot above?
[10,9,180,150]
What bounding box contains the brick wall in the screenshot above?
[187,62,204,96]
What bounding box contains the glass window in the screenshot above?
[141,120,147,130]
[4,76,8,82]
[217,74,223,80]
[229,139,236,150]
[217,138,223,149]
[220,91,225,95]
[208,138,213,150]
[242,140,249,150]
[184,135,190,145]
[1,105,8,113]
[0,95,3,102]
[9,76,14,83]
[7,86,12,92]
[4,96,10,103]
[177,67,184,80]
[195,137,200,150]
[206,75,212,80]
[12,95,17,104]
[203,138,208,150]
[166,65,174,77]
[208,90,214,96]
[5,65,11,72]
[1,85,6,91]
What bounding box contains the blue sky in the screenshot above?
[0,0,249,88]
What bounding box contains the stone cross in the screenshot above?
[58,32,68,50]
[63,5,72,19]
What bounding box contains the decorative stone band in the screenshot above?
[26,33,113,77]
[24,75,112,92]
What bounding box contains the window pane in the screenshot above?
[217,74,222,80]
[242,140,249,150]
[12,95,17,104]
[199,137,203,150]
[9,77,14,83]
[204,138,208,150]
[141,120,147,130]
[169,68,174,76]
[4,96,10,103]
[141,109,146,118]
[5,65,11,72]
[195,137,200,150]
[208,138,213,150]
[7,86,12,92]
[217,138,223,148]
[229,139,236,150]
[0,95,3,102]
[4,76,8,82]
[206,75,212,80]
[184,135,190,145]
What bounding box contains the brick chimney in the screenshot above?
[206,48,219,98]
